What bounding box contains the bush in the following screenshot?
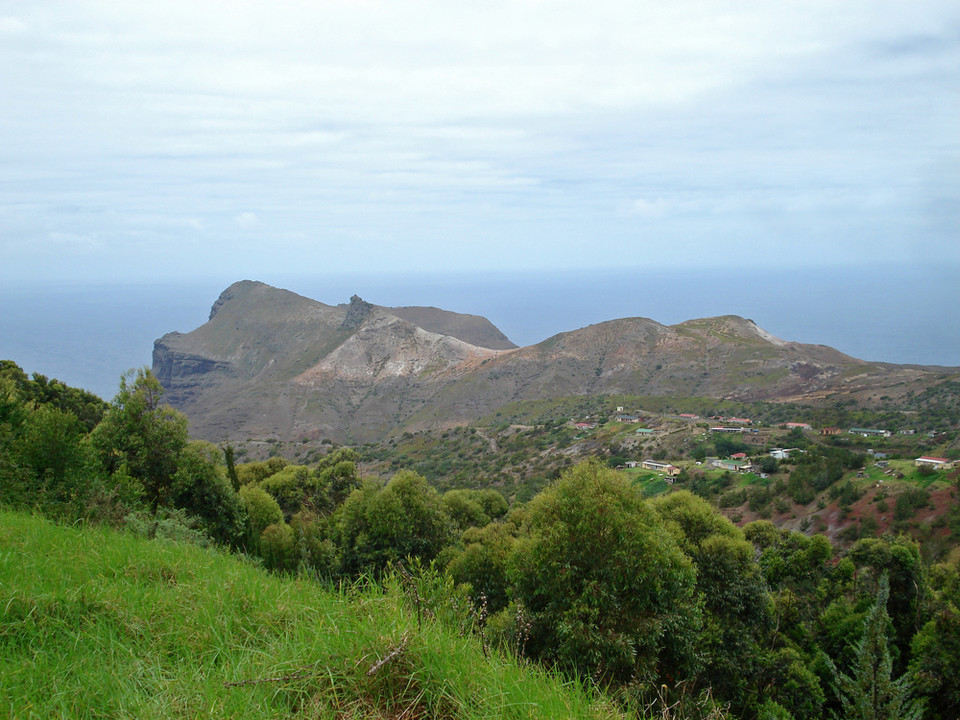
[508,459,700,685]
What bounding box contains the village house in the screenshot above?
[915,456,954,470]
[849,427,891,438]
[784,422,811,430]
[710,458,755,473]
[820,427,842,436]
[769,448,790,460]
[678,413,700,420]
[641,459,681,477]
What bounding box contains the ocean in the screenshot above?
[2,264,957,400]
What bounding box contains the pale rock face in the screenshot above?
[746,319,787,347]
[295,313,499,384]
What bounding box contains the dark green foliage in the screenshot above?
[759,455,780,474]
[90,368,189,513]
[446,514,522,614]
[441,488,507,532]
[834,574,924,720]
[893,487,930,522]
[222,443,240,491]
[259,522,297,571]
[0,360,108,431]
[909,561,960,719]
[169,441,246,547]
[848,537,925,668]
[239,484,283,551]
[314,448,362,511]
[764,647,825,720]
[258,464,318,519]
[654,492,771,712]
[509,459,700,685]
[331,470,454,576]
[713,435,749,457]
[909,604,960,720]
[235,456,287,486]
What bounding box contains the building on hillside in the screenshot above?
[678,413,700,420]
[849,427,891,438]
[635,427,656,436]
[616,414,641,423]
[728,417,752,424]
[709,426,742,433]
[574,422,596,430]
[730,452,747,460]
[820,427,842,436]
[769,448,790,460]
[915,456,954,469]
[641,459,681,477]
[710,458,755,473]
[784,422,811,430]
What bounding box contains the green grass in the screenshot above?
[0,510,625,720]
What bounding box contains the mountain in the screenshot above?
[153,281,956,443]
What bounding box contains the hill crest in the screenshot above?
[153,281,955,443]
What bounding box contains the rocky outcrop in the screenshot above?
[340,295,374,330]
[152,281,956,444]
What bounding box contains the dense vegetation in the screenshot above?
[1,510,624,720]
[2,361,960,719]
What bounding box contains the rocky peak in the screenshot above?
[208,280,265,321]
[340,294,374,330]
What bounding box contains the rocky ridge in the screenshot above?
[153,281,956,443]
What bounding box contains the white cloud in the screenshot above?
[234,212,259,228]
[0,0,958,282]
[0,15,25,33]
[629,198,669,219]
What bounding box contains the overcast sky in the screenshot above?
[1,1,958,286]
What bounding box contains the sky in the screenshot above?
[1,1,958,287]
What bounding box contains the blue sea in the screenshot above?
[2,264,958,400]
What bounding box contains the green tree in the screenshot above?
[653,491,772,713]
[848,537,925,668]
[909,562,960,720]
[258,464,317,519]
[441,489,508,532]
[446,513,523,614]
[509,459,700,685]
[169,441,246,547]
[834,574,923,720]
[331,470,454,576]
[239,484,283,552]
[315,449,361,511]
[90,369,188,513]
[222,444,240,492]
[259,522,297,571]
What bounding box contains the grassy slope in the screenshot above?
[0,511,623,720]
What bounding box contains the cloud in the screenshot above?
[0,16,26,34]
[1,1,958,283]
[234,212,258,229]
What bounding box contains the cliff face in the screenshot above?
[153,281,954,443]
[152,281,513,442]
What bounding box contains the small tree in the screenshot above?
[834,574,924,720]
[90,369,188,513]
[509,459,700,685]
